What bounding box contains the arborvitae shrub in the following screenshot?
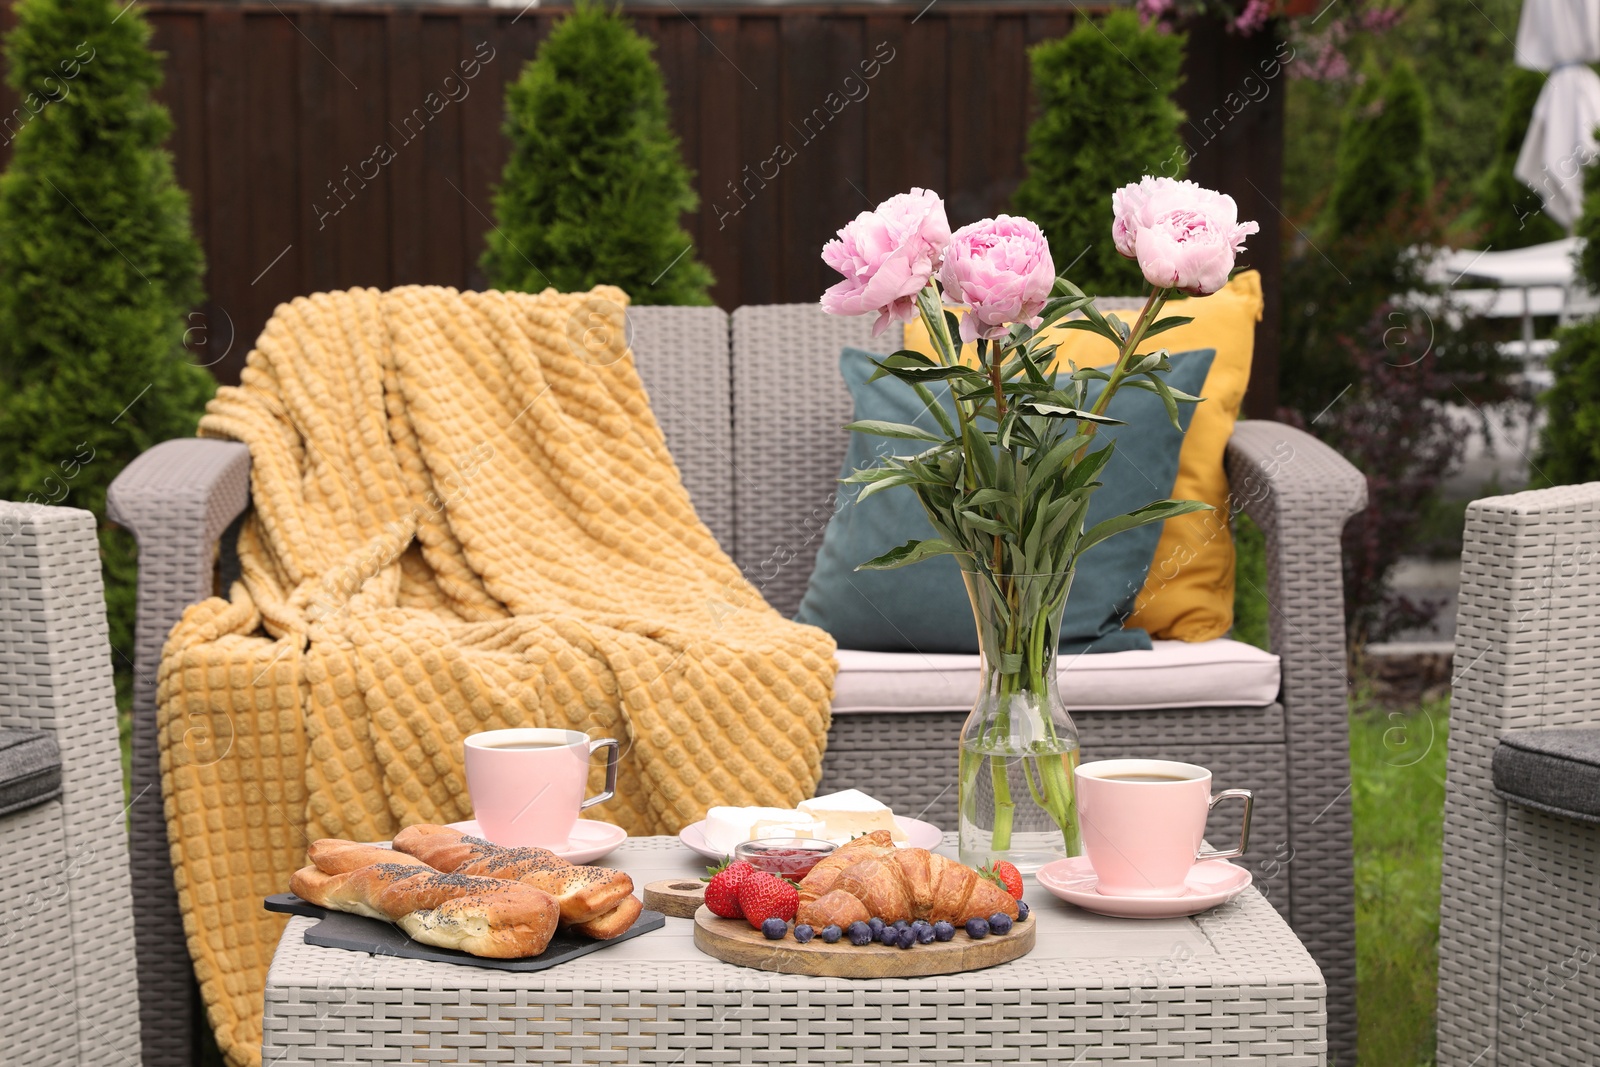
[1535,163,1600,487]
[1011,10,1185,294]
[1283,56,1445,414]
[1322,58,1431,241]
[483,1,712,305]
[0,0,213,673]
[1473,66,1564,250]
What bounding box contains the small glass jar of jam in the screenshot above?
[734,838,837,880]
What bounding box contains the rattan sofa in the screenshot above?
[1438,482,1600,1066]
[0,502,143,1065]
[108,301,1365,1065]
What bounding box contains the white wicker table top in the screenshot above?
[265,834,1323,994]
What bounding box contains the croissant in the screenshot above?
[289,861,560,958]
[392,823,640,938]
[796,831,1019,929]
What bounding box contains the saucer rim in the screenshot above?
[678,814,942,861]
[1035,855,1252,914]
[444,817,626,859]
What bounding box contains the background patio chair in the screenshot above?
[110,302,1366,1064]
[0,501,142,1065]
[1438,481,1600,1067]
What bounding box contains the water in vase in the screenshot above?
[958,740,1082,874]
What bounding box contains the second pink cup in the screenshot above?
[1074,758,1253,897]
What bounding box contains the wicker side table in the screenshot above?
[262,835,1326,1065]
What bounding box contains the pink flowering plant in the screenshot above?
[820,177,1256,862]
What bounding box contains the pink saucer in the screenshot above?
[1035,856,1252,918]
[445,818,627,864]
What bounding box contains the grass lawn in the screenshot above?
[1352,692,1450,1066]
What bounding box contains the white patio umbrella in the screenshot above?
[1513,0,1600,229]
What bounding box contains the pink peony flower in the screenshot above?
[1230,0,1270,36]
[1136,0,1174,30]
[820,188,951,335]
[938,216,1056,343]
[1111,176,1259,296]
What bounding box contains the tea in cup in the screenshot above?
[463,728,619,849]
[1074,758,1253,897]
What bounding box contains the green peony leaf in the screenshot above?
[856,537,963,571]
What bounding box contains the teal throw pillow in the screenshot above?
[794,346,1214,654]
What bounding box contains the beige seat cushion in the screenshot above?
[832,639,1280,714]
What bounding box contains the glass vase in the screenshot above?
[956,563,1083,873]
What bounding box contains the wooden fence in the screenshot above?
[2,1,1287,412]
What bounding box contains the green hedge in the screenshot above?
[483,1,712,305]
[1011,10,1185,295]
[0,0,213,673]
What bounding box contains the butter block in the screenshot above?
[798,788,907,843]
[703,806,804,855]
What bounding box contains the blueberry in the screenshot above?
[846,921,872,946]
[878,923,898,945]
[821,924,842,944]
[868,917,885,937]
[793,923,815,944]
[989,913,1014,935]
[914,922,936,944]
[762,917,788,940]
[933,921,956,942]
[897,927,916,949]
[965,917,990,939]
[1016,900,1030,922]
[893,919,911,930]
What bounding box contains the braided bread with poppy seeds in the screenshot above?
[289,861,560,958]
[392,823,641,938]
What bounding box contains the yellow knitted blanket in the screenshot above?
[157,285,837,1066]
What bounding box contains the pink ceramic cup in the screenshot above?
[1074,758,1253,897]
[463,728,619,850]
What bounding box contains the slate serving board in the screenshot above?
[264,893,664,972]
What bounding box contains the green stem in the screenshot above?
[915,286,979,494]
[1072,285,1171,465]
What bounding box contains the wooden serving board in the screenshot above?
[692,906,1034,978]
[642,878,706,919]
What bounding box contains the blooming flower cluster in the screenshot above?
[821,175,1257,332]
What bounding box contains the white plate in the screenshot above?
[677,815,942,862]
[1035,856,1252,918]
[445,818,628,865]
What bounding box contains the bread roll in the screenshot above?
[289,860,559,958]
[393,823,635,926]
[306,839,426,875]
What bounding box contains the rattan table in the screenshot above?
[261,835,1326,1065]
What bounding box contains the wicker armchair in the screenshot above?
[109,302,1365,1065]
[0,502,142,1065]
[1438,482,1600,1066]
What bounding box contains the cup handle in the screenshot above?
[1196,788,1254,861]
[580,738,620,810]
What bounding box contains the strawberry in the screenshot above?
[703,859,757,919]
[736,872,799,930]
[980,861,1024,901]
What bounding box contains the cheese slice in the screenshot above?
[750,816,826,841]
[702,806,803,855]
[798,788,907,844]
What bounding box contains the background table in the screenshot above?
[261,835,1326,1065]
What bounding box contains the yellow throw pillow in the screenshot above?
[900,270,1261,642]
